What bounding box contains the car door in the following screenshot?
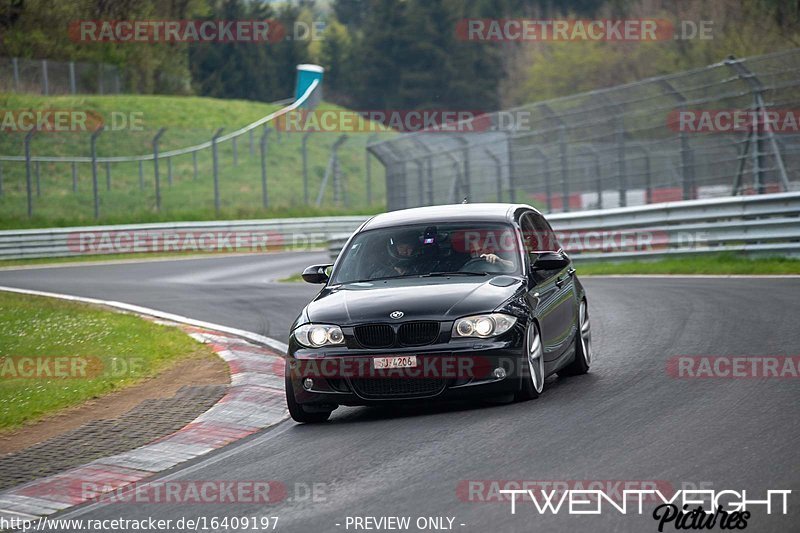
[520,211,578,362]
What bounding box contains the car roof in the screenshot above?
[361,203,539,231]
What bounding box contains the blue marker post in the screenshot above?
[294,64,324,108]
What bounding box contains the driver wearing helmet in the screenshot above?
[369,232,422,278]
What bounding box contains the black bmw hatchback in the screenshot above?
[285,203,592,423]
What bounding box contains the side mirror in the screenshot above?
[302,264,333,284]
[531,252,570,271]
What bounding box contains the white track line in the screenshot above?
[0,285,289,354]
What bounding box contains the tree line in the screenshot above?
[1,0,798,111]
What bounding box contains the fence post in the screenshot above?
[725,56,790,193]
[98,63,104,95]
[415,160,425,206]
[138,160,144,190]
[366,134,377,206]
[42,60,49,96]
[12,58,20,92]
[212,128,224,215]
[558,125,570,212]
[526,147,551,212]
[35,161,40,197]
[90,127,104,219]
[658,80,695,201]
[615,116,627,207]
[630,144,652,204]
[105,161,111,190]
[72,162,78,193]
[575,146,601,210]
[192,152,198,180]
[152,128,166,212]
[68,62,77,94]
[455,136,471,200]
[260,128,270,208]
[484,148,503,201]
[249,129,255,157]
[24,130,36,217]
[302,132,311,205]
[335,135,348,206]
[316,135,348,207]
[504,131,517,203]
[167,157,173,186]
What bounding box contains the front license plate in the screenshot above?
[373,355,417,370]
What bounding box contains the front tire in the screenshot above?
[285,365,333,423]
[516,322,545,401]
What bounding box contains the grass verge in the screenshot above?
[576,253,800,275]
[0,291,216,430]
[0,93,389,229]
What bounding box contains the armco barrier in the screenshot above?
[326,192,800,263]
[1,193,798,263]
[0,217,367,261]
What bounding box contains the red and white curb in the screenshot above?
[0,286,289,522]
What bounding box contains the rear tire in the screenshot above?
[559,299,591,377]
[516,322,545,401]
[285,366,333,423]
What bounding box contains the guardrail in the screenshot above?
[326,192,800,263]
[2,193,797,263]
[0,217,367,261]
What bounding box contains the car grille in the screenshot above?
[354,321,439,348]
[354,324,394,348]
[350,377,446,398]
[398,321,439,346]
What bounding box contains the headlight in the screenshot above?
[293,324,345,348]
[452,313,517,338]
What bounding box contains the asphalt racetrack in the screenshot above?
[1,252,798,532]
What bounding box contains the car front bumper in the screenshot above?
[286,338,524,407]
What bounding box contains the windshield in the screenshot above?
[330,223,522,284]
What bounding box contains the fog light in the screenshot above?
[492,367,507,380]
[302,378,314,390]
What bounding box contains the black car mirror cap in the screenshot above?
[302,264,334,284]
[531,251,570,271]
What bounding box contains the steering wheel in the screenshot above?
[460,257,491,273]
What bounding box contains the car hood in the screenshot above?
[305,275,524,325]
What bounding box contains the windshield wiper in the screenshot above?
[421,271,488,277]
[342,275,417,284]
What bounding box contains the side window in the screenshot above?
[522,212,560,252]
[519,213,537,254]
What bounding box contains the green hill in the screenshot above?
[0,94,388,229]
